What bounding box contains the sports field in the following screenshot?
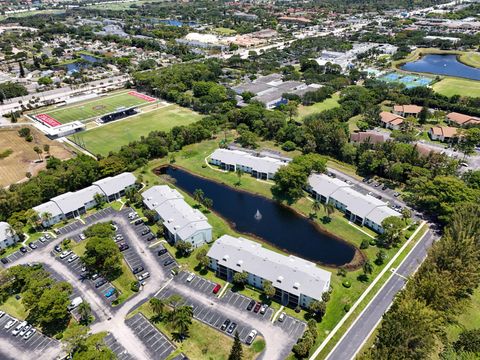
[70,104,202,156]
[378,72,433,88]
[32,91,155,126]
[433,77,480,98]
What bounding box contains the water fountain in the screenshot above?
[254,209,262,221]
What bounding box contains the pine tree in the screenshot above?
[228,331,243,360]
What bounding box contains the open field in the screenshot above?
[297,93,340,120]
[71,104,202,156]
[432,77,480,97]
[214,27,237,35]
[30,91,154,124]
[0,128,72,187]
[459,52,480,68]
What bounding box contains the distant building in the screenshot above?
[380,111,404,130]
[209,148,290,180]
[393,104,422,118]
[0,222,19,250]
[350,131,388,144]
[428,126,459,142]
[33,172,136,227]
[207,235,331,308]
[446,112,480,127]
[307,173,401,233]
[142,185,212,247]
[278,16,312,26]
[233,11,258,21]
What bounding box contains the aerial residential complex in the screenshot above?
[142,185,212,247]
[0,222,19,250]
[307,173,401,233]
[207,235,331,308]
[210,148,290,180]
[33,172,137,227]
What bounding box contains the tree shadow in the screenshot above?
[171,331,189,342]
[357,274,369,283]
[321,216,332,224]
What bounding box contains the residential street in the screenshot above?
[325,228,437,360]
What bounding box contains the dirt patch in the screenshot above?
[0,127,73,187]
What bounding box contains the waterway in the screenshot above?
[401,54,480,81]
[159,166,357,267]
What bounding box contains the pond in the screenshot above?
[159,166,357,267]
[66,54,103,74]
[401,54,480,81]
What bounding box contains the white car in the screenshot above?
[278,312,286,322]
[137,272,150,281]
[12,321,27,336]
[44,234,51,240]
[23,328,36,340]
[39,237,46,243]
[79,233,86,241]
[186,273,195,282]
[59,251,72,259]
[246,329,257,345]
[68,254,78,263]
[4,319,17,330]
[19,324,31,337]
[128,212,138,220]
[0,311,5,318]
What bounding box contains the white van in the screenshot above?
[12,321,27,336]
[67,297,83,311]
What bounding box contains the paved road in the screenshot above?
[325,228,437,360]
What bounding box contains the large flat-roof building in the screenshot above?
[0,222,19,250]
[209,148,290,180]
[307,173,401,233]
[142,185,212,247]
[207,235,331,308]
[33,172,136,227]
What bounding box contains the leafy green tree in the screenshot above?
[144,209,158,224]
[232,271,248,286]
[454,329,480,353]
[149,297,166,319]
[193,189,204,204]
[175,240,193,257]
[77,301,92,325]
[93,193,106,209]
[375,250,387,265]
[308,300,326,320]
[379,216,405,248]
[323,203,335,220]
[228,331,243,360]
[311,200,321,217]
[81,236,122,279]
[236,168,244,185]
[195,248,210,269]
[263,280,276,298]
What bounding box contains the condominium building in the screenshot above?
[207,235,331,308]
[307,173,401,233]
[0,222,19,250]
[142,185,212,247]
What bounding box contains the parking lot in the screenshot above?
[274,313,306,340]
[0,313,59,356]
[103,333,134,360]
[2,233,56,265]
[149,242,178,273]
[84,207,116,226]
[55,220,84,238]
[125,313,175,360]
[221,289,275,320]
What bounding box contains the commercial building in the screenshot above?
[209,148,290,180]
[142,185,212,247]
[0,222,19,250]
[446,112,480,127]
[393,104,422,118]
[380,111,404,130]
[33,172,136,227]
[428,126,458,142]
[207,235,331,308]
[307,173,401,233]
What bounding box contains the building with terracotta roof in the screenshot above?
[393,104,423,118]
[428,126,459,142]
[446,112,480,127]
[350,131,388,144]
[380,111,404,130]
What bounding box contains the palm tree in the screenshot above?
[41,212,52,227]
[149,298,166,318]
[77,301,91,324]
[323,203,335,219]
[311,200,322,217]
[235,168,244,185]
[172,306,193,336]
[193,189,204,205]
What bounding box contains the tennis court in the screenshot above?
[378,72,433,89]
[31,91,156,127]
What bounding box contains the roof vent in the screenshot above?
[236,260,243,267]
[222,255,229,262]
[293,282,300,290]
[276,276,283,283]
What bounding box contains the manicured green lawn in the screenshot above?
[459,52,480,68]
[432,77,480,98]
[297,93,340,120]
[111,260,137,305]
[214,27,237,35]
[446,288,480,342]
[33,91,151,124]
[72,104,202,156]
[0,296,29,320]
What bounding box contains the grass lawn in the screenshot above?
[459,52,480,68]
[72,104,202,156]
[297,93,340,120]
[432,77,480,98]
[0,296,29,320]
[130,303,263,360]
[446,288,480,342]
[214,27,237,35]
[32,91,152,124]
[111,259,137,305]
[70,240,88,257]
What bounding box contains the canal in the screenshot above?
[159,166,357,267]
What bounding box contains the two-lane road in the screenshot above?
[325,228,436,360]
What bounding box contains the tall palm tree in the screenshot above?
[323,203,335,219]
[311,200,322,217]
[149,298,166,317]
[172,306,193,336]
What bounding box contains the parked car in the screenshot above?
[278,312,286,322]
[132,266,144,275]
[54,245,62,253]
[141,228,150,236]
[95,279,107,288]
[91,273,100,280]
[221,319,231,331]
[259,304,269,315]
[393,192,400,197]
[0,311,5,318]
[59,250,72,259]
[212,284,221,294]
[12,321,28,336]
[4,319,17,329]
[133,219,143,226]
[146,234,155,242]
[23,328,36,340]
[382,185,388,190]
[19,324,31,337]
[118,243,129,252]
[104,288,116,298]
[67,297,83,311]
[128,212,138,220]
[137,272,150,281]
[68,254,78,263]
[1,258,8,264]
[20,247,27,254]
[362,178,369,183]
[246,300,255,311]
[186,273,195,282]
[39,237,46,243]
[253,303,261,313]
[79,233,86,240]
[44,234,51,240]
[374,183,380,187]
[246,330,258,345]
[227,322,237,334]
[376,195,383,200]
[163,258,174,266]
[157,248,167,256]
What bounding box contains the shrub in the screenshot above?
[369,239,377,246]
[131,281,140,292]
[281,140,296,152]
[342,280,351,288]
[344,304,351,312]
[360,240,369,249]
[337,268,347,277]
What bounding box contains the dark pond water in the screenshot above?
[401,54,480,81]
[66,54,102,74]
[161,166,356,266]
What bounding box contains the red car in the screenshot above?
[253,302,261,313]
[212,284,221,294]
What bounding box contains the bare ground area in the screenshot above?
[0,128,73,187]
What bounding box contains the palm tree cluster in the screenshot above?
[149,295,193,337]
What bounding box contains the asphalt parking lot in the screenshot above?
[149,243,178,273]
[125,313,175,360]
[0,313,59,355]
[84,207,116,225]
[2,233,56,265]
[274,312,306,339]
[55,220,84,238]
[103,333,134,360]
[221,289,275,320]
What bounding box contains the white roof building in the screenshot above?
[0,221,19,250]
[93,172,136,198]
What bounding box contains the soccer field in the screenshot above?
[70,104,202,156]
[32,91,155,125]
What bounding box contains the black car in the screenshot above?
[221,319,231,331]
[376,195,383,200]
[1,258,8,264]
[133,266,144,275]
[118,243,129,252]
[382,185,388,190]
[157,248,167,256]
[20,247,28,253]
[134,219,143,226]
[141,228,150,236]
[54,245,62,253]
[146,234,155,241]
[246,300,255,311]
[163,258,174,266]
[95,279,107,288]
[227,322,237,334]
